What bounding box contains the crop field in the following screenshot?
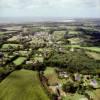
[0,69,49,100]
[13,57,26,66]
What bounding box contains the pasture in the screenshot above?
[0,69,49,100]
[44,67,66,85]
[7,36,18,41]
[53,31,66,41]
[68,38,81,44]
[86,51,100,60]
[2,44,20,49]
[13,57,26,66]
[68,31,80,35]
[63,45,100,52]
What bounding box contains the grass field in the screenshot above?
[63,45,100,52]
[0,31,16,35]
[7,36,18,41]
[30,37,44,44]
[0,32,4,35]
[2,44,20,49]
[62,93,86,100]
[93,89,100,100]
[86,51,100,60]
[44,67,59,85]
[34,56,44,63]
[68,38,81,44]
[68,31,80,35]
[44,67,66,85]
[0,69,49,100]
[13,57,26,66]
[53,31,66,41]
[18,51,30,56]
[83,47,100,52]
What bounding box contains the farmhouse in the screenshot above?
[90,79,98,88]
[59,71,69,78]
[74,73,81,81]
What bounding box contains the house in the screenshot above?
[59,71,69,78]
[74,73,81,81]
[70,48,74,52]
[90,79,98,88]
[26,61,33,64]
[84,75,91,80]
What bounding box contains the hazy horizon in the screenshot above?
[0,0,100,23]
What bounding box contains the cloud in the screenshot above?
[0,0,99,9]
[0,0,100,17]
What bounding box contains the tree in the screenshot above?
[63,82,77,93]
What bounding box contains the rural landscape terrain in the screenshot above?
[0,19,100,100]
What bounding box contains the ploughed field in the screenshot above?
[0,69,49,100]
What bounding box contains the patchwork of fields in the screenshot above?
[0,23,100,100]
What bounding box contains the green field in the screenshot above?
[63,93,86,100]
[13,57,26,66]
[7,36,18,41]
[30,37,44,44]
[0,31,16,35]
[86,51,100,60]
[2,44,20,49]
[34,54,44,63]
[44,67,59,85]
[63,45,100,52]
[93,89,100,100]
[18,51,30,56]
[0,32,4,35]
[44,67,66,85]
[53,31,66,41]
[0,69,49,100]
[82,47,100,52]
[68,31,80,35]
[68,38,81,44]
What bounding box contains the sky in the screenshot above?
[0,0,100,18]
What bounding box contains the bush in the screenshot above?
[63,82,77,93]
